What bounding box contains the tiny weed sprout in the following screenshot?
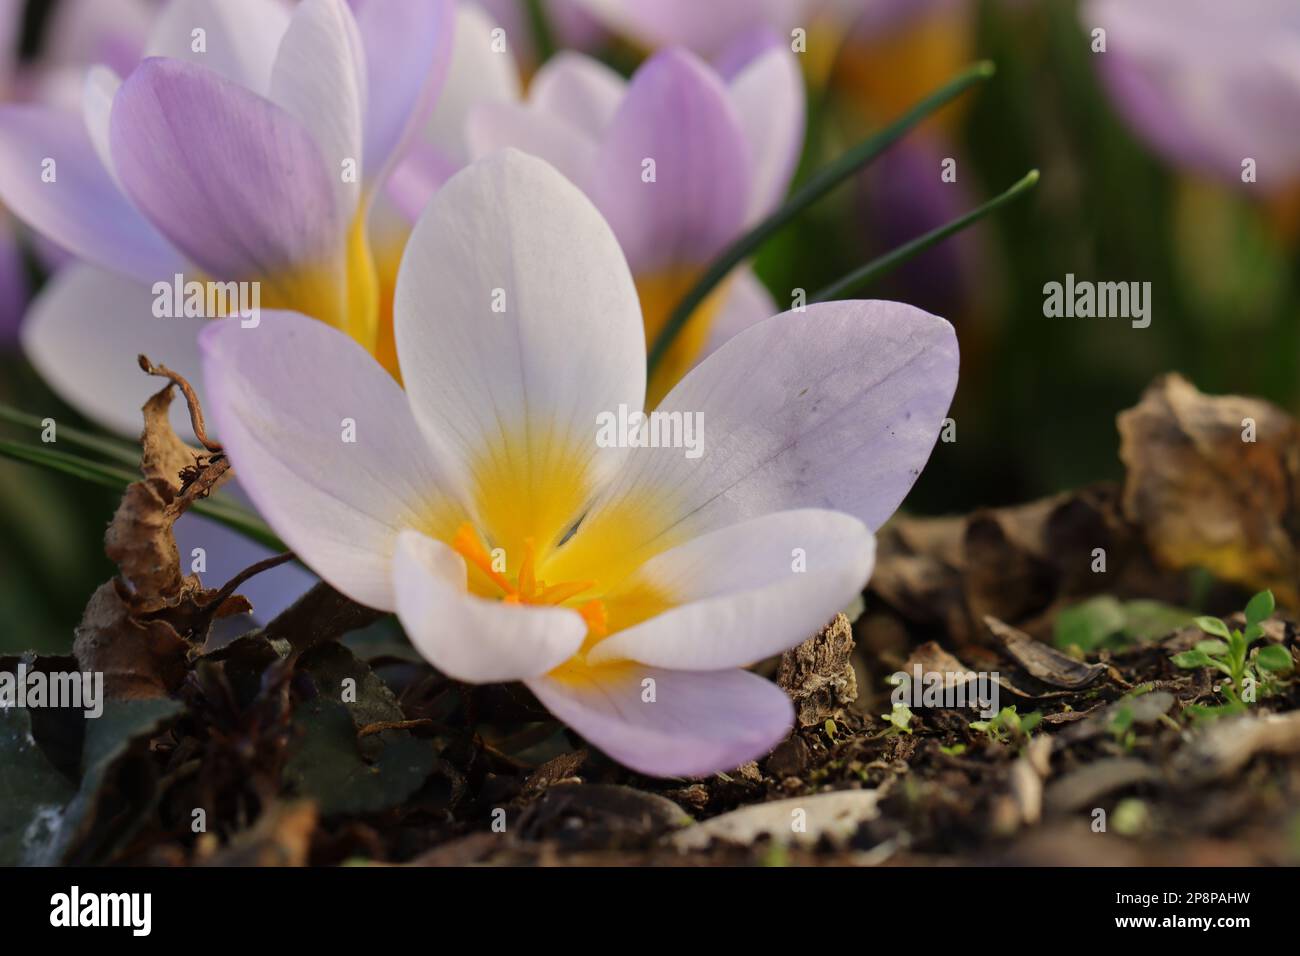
[880,703,914,736]
[1171,590,1294,719]
[969,705,1041,744]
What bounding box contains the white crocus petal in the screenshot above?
[727,43,804,222]
[199,311,465,611]
[22,264,206,439]
[393,150,644,548]
[465,101,595,189]
[270,0,366,222]
[82,66,122,188]
[421,2,521,165]
[392,530,586,683]
[145,0,293,96]
[528,52,626,138]
[527,665,794,778]
[589,509,874,670]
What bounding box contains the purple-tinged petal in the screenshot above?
[385,139,461,221]
[44,0,154,79]
[21,264,205,437]
[110,58,344,294]
[724,35,804,222]
[145,0,292,95]
[545,301,957,584]
[529,52,625,139]
[571,0,810,58]
[587,48,751,272]
[465,101,595,189]
[527,665,793,778]
[199,311,467,611]
[392,530,586,683]
[589,509,874,669]
[0,105,185,283]
[350,0,455,185]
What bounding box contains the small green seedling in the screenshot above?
[969,705,1041,744]
[879,703,913,736]
[824,717,838,741]
[1171,590,1293,719]
[938,743,967,757]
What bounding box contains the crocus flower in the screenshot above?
[1084,0,1300,190]
[0,0,453,435]
[567,0,812,58]
[200,150,958,777]
[394,31,805,404]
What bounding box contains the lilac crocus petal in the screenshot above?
[572,0,809,58]
[21,265,205,437]
[700,266,776,359]
[0,106,185,283]
[1086,0,1300,186]
[392,530,586,682]
[270,0,366,222]
[44,0,153,79]
[571,300,957,560]
[528,52,626,139]
[0,219,28,347]
[527,666,793,778]
[145,0,292,95]
[349,0,454,185]
[83,67,122,186]
[725,38,804,222]
[393,150,644,539]
[199,311,464,611]
[173,511,317,623]
[465,102,595,189]
[385,139,461,221]
[590,509,873,669]
[110,58,344,293]
[588,48,752,273]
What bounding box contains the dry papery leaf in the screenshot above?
[75,361,251,700]
[1119,373,1300,605]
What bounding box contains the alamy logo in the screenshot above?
[1042,273,1151,328]
[152,273,261,328]
[0,662,102,718]
[595,404,703,459]
[50,886,151,936]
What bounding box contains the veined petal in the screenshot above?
[589,509,874,669]
[0,105,185,283]
[393,150,644,556]
[199,311,464,610]
[544,301,957,584]
[21,264,205,438]
[725,36,804,222]
[587,48,751,273]
[392,530,586,682]
[350,0,455,185]
[145,0,292,96]
[270,0,366,223]
[110,58,346,313]
[529,51,625,138]
[527,665,793,777]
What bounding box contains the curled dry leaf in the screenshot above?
[1118,373,1300,604]
[75,368,252,700]
[984,616,1106,689]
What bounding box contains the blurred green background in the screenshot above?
[3,0,1297,651]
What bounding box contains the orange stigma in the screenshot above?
[451,523,606,636]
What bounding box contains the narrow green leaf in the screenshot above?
[1172,649,1213,669]
[1194,639,1229,657]
[0,438,285,551]
[647,59,997,373]
[0,402,140,467]
[812,169,1040,302]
